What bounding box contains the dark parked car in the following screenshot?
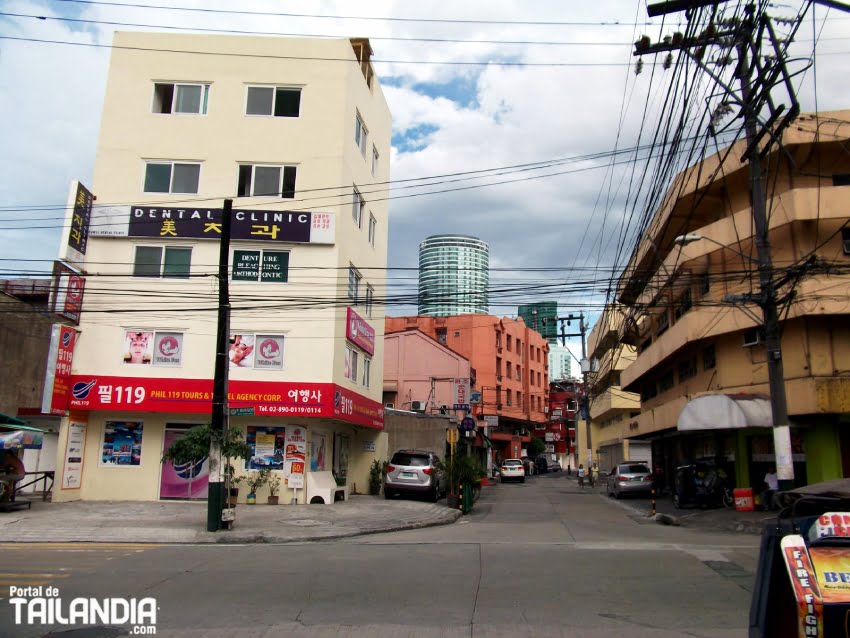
[384,450,446,502]
[534,456,549,474]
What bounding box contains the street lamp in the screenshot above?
[674,233,752,259]
[673,232,794,488]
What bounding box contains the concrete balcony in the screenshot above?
[590,386,640,421]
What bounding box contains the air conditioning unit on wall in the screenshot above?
[411,401,427,412]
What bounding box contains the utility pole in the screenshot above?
[557,313,591,469]
[208,198,232,532]
[633,1,850,488]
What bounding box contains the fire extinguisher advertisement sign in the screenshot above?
[781,534,824,637]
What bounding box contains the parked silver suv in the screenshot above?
[384,449,446,502]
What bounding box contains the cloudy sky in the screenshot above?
[1,0,848,370]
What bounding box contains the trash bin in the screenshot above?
[733,487,754,511]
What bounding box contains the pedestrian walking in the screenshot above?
[590,463,599,488]
[762,466,779,511]
[577,463,586,487]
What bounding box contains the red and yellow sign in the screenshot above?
[781,535,824,637]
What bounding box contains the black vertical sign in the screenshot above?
[68,182,93,255]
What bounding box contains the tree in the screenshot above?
[528,437,546,458]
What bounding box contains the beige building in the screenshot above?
[586,308,642,471]
[49,32,392,503]
[613,110,850,492]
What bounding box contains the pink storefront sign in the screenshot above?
[346,307,375,356]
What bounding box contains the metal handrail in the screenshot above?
[12,471,54,501]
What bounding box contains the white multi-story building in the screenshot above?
[548,345,576,380]
[50,32,391,504]
[418,235,489,316]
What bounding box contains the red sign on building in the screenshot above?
[66,375,384,429]
[346,307,375,356]
[42,325,78,415]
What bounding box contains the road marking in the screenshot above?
[0,543,161,551]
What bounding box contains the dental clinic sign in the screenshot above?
[9,586,157,634]
[346,307,375,356]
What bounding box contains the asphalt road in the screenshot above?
[0,473,761,638]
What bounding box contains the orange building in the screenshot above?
[385,315,549,461]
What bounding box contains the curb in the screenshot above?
[0,506,464,545]
[212,507,464,544]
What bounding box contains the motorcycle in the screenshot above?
[673,461,734,509]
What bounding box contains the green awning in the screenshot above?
[0,413,28,427]
[0,414,45,433]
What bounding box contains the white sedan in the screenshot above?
[500,459,526,483]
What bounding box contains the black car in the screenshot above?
[535,456,549,474]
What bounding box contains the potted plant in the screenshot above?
[245,471,267,505]
[265,470,281,505]
[226,468,242,507]
[439,455,485,511]
[368,459,385,496]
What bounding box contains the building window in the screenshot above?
[496,357,502,376]
[232,249,289,283]
[537,371,541,386]
[677,358,697,383]
[699,272,711,296]
[345,347,358,382]
[516,366,521,382]
[843,228,850,255]
[144,162,200,194]
[641,383,658,402]
[238,165,296,198]
[372,145,379,177]
[355,113,368,156]
[133,246,191,279]
[517,392,522,410]
[365,285,374,317]
[368,214,377,246]
[507,335,512,351]
[436,328,447,345]
[674,289,692,320]
[833,174,850,186]
[246,86,301,117]
[352,188,365,227]
[657,310,670,336]
[506,390,512,407]
[362,357,371,387]
[153,82,209,115]
[703,344,716,371]
[348,266,361,303]
[658,369,675,393]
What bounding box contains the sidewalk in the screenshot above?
[0,495,462,544]
[558,472,775,535]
